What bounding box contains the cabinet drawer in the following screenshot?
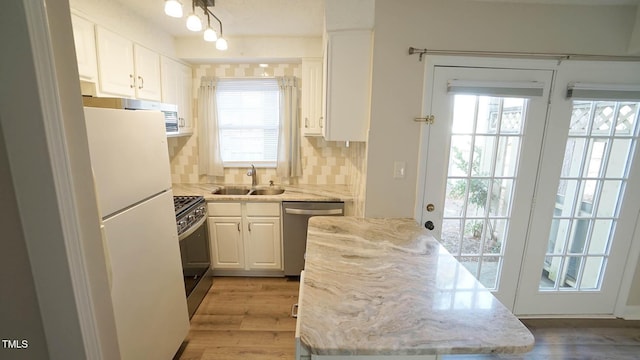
[207,202,242,216]
[246,202,280,217]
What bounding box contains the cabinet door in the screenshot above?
[178,63,193,133]
[95,27,135,97]
[246,217,282,270]
[161,57,179,106]
[302,58,323,136]
[134,44,162,101]
[324,30,372,142]
[208,217,244,269]
[70,14,98,82]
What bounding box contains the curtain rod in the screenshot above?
[408,47,640,62]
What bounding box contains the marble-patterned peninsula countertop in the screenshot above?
[299,217,534,357]
[172,183,353,202]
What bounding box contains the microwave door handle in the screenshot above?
[284,208,343,216]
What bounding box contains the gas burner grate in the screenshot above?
[174,196,204,217]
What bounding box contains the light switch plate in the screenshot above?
[393,161,406,179]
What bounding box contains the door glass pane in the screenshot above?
[442,95,527,291]
[539,100,640,291]
[580,257,605,289]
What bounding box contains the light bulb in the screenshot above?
[203,27,218,42]
[186,14,202,32]
[164,0,183,18]
[216,37,228,51]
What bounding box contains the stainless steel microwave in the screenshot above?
[82,97,179,135]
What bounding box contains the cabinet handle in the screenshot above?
[305,117,309,128]
[248,223,252,232]
[237,223,240,232]
[138,75,144,89]
[129,74,134,88]
[319,117,323,128]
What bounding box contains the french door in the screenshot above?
[515,61,640,315]
[421,65,553,308]
[420,60,640,315]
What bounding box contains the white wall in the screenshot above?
[0,124,49,360]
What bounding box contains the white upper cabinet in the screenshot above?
[322,30,372,142]
[95,27,161,101]
[178,63,193,134]
[70,14,98,82]
[301,58,324,136]
[161,57,193,135]
[134,45,162,101]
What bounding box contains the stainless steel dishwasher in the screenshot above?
[282,201,344,276]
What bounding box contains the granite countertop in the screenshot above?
[299,217,534,357]
[172,183,353,202]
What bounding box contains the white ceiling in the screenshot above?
[117,0,639,38]
[118,0,325,37]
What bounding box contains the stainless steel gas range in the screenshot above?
[174,195,212,318]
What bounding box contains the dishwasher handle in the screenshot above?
[284,208,343,216]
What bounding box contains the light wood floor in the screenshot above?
[175,276,300,360]
[175,277,640,360]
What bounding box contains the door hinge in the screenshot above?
[414,115,435,125]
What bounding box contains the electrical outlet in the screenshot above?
[393,161,406,179]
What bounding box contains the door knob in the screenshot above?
[426,203,435,212]
[424,221,435,230]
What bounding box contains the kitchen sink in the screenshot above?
[211,186,251,195]
[249,188,285,195]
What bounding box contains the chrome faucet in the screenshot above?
[247,164,257,187]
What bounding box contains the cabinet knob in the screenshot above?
[129,74,134,88]
[305,117,309,128]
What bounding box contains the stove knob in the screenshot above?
[179,220,187,228]
[195,208,203,216]
[187,215,195,222]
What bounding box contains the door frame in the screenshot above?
[414,55,640,318]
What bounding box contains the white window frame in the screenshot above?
[215,77,280,168]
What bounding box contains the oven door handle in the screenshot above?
[178,216,207,241]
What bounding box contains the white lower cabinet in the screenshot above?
[207,202,282,272]
[208,216,244,269]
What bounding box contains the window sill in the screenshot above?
[223,161,277,169]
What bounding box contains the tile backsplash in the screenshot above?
[167,62,367,197]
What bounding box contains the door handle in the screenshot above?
[424,221,435,230]
[237,223,240,232]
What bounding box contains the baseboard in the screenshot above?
[211,269,285,277]
[620,305,640,320]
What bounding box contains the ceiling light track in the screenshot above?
[164,0,228,50]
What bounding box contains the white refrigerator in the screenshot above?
[83,106,189,360]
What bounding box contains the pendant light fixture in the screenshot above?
[164,0,183,18]
[164,0,227,50]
